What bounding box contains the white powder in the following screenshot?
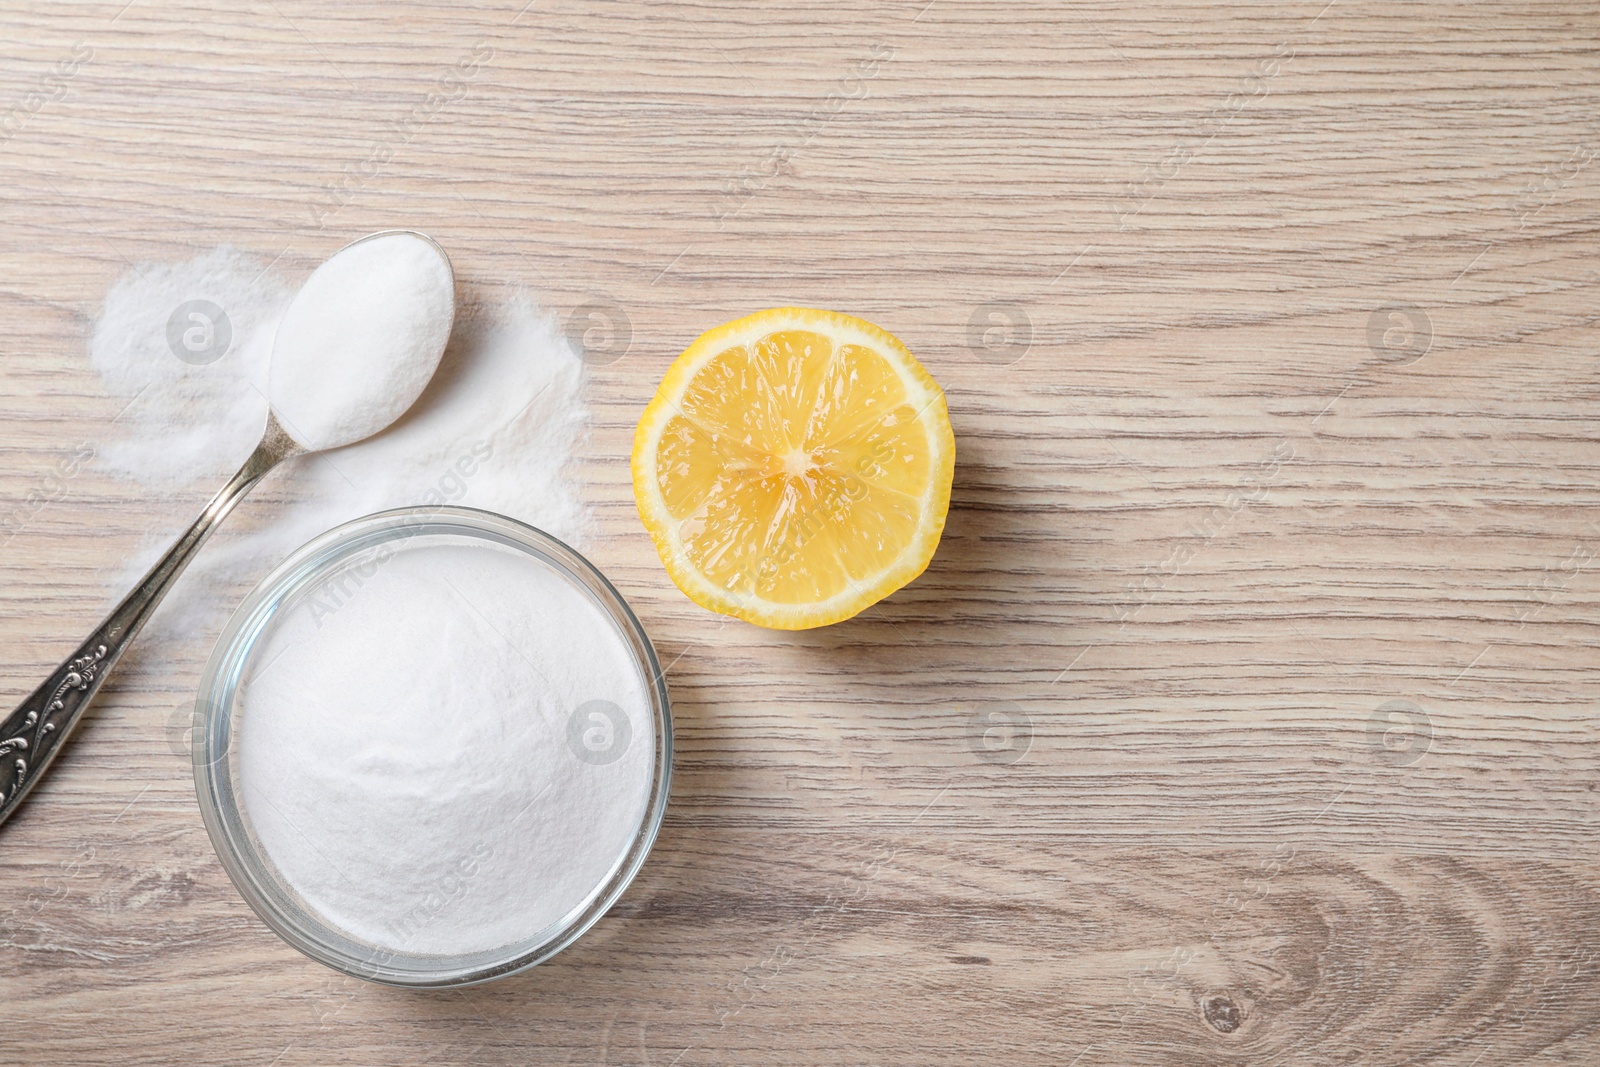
[86,247,590,676]
[269,233,455,452]
[89,247,288,485]
[236,537,654,956]
[82,243,646,959]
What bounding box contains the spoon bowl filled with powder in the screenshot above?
[269,229,456,452]
[193,507,672,986]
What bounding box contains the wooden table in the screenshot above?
[3,1,1598,1063]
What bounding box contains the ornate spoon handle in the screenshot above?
[0,415,302,829]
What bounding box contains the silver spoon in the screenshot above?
[0,230,456,828]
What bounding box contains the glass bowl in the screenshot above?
[192,506,672,988]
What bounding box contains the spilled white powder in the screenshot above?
[269,233,455,452]
[86,247,590,674]
[90,247,288,483]
[237,537,654,956]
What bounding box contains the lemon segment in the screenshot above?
[632,308,954,630]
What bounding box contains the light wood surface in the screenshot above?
[3,0,1600,1063]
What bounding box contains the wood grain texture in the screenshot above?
[2,0,1599,1063]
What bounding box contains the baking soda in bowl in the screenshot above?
[229,517,660,962]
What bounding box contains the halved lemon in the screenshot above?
[632,307,955,630]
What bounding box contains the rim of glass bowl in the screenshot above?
[192,506,673,988]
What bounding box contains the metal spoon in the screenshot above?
[0,229,455,828]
